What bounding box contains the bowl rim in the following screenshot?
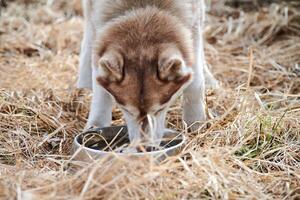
[73,126,186,156]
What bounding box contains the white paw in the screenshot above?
[183,113,206,131]
[84,120,106,131]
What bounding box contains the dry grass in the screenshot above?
[0,1,299,199]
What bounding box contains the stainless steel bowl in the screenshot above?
[72,126,185,162]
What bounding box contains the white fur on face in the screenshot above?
[118,74,192,146]
[119,104,168,147]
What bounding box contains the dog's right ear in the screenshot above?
[158,44,193,82]
[97,50,124,82]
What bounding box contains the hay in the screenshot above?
[0,1,299,199]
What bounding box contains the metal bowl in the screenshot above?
[72,126,185,162]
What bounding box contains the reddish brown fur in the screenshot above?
[96,7,194,65]
[100,0,191,26]
[95,6,194,119]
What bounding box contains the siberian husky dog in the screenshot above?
[77,0,218,145]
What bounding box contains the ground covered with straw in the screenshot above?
[0,1,299,199]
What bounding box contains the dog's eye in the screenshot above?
[121,107,134,116]
[154,107,165,115]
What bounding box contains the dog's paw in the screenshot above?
[84,121,103,131]
[183,113,207,132]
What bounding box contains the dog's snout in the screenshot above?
[139,116,148,132]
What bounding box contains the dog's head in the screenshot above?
[94,8,194,144]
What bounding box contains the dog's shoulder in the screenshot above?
[95,0,194,26]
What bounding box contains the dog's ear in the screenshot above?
[97,49,124,82]
[158,45,193,82]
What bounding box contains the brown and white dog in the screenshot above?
[77,0,218,146]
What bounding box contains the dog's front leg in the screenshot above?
[183,75,206,131]
[86,67,113,129]
[77,0,94,89]
[183,27,206,130]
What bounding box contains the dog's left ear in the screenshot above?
[97,49,124,82]
[158,45,193,82]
